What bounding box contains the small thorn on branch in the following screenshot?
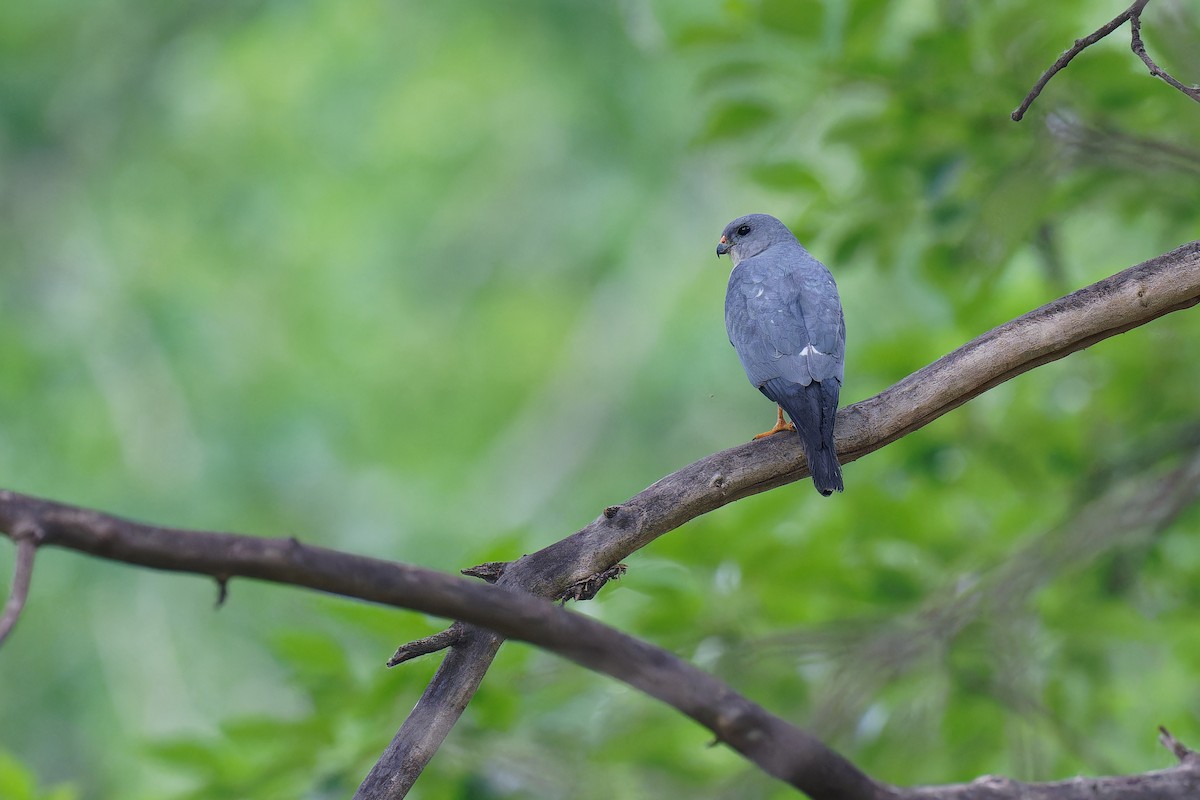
[1158,725,1199,763]
[388,622,466,667]
[559,564,627,604]
[214,576,229,608]
[461,561,508,584]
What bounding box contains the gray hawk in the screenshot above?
[717,213,845,495]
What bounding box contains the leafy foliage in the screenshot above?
[0,751,76,800]
[1,0,1198,797]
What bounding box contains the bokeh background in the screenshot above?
[2,1,1199,798]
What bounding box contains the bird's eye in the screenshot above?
[737,224,752,236]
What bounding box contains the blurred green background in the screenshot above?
[2,0,1199,798]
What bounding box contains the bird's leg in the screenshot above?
[752,405,796,440]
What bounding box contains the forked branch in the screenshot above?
[1013,0,1200,120]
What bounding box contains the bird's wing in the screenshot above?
[725,250,844,389]
[793,254,845,384]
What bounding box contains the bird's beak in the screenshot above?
[716,234,730,257]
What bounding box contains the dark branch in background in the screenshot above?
[4,496,1200,797]
[382,563,625,672]
[906,735,1200,800]
[2,243,1199,799]
[358,241,1200,798]
[1012,0,1200,121]
[0,522,39,646]
[1,498,1200,800]
[1045,112,1200,176]
[756,443,1200,750]
[0,489,888,799]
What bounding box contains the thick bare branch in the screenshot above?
[899,757,1200,799]
[509,241,1200,596]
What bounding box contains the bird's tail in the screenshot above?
[763,377,844,496]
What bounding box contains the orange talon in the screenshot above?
[752,405,796,440]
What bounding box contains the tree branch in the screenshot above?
[3,242,1199,797]
[0,522,39,646]
[1159,726,1200,764]
[360,240,1200,796]
[1011,0,1200,120]
[1129,11,1200,103]
[0,489,892,798]
[1012,0,1148,121]
[5,488,1200,798]
[386,622,465,667]
[899,754,1200,799]
[501,238,1200,603]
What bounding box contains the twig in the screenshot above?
[1012,0,1149,121]
[0,523,39,647]
[1160,726,1200,764]
[1014,0,1200,119]
[460,561,507,583]
[387,623,466,667]
[1129,11,1200,103]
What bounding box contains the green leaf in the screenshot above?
[694,100,777,143]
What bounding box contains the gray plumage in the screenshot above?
[717,213,845,495]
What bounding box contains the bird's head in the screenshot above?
[716,213,796,266]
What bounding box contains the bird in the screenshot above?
[717,213,845,496]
